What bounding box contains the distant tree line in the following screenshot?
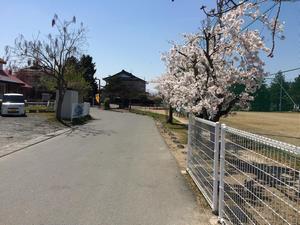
[65,54,98,103]
[250,72,300,112]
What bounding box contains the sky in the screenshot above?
[0,0,299,91]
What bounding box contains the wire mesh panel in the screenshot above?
[187,115,220,211]
[219,126,300,225]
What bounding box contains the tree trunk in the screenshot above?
[56,87,65,122]
[167,105,173,124]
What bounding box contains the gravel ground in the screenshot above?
[0,113,65,148]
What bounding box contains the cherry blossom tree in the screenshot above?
[157,2,284,122]
[172,0,292,57]
[155,74,176,123]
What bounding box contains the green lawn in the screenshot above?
[26,105,54,113]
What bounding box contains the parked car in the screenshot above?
[1,93,26,116]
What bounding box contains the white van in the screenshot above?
[1,93,26,116]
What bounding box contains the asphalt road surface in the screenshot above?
[0,109,207,225]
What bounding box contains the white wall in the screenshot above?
[71,102,90,119]
[56,90,78,119]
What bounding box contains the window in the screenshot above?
[3,95,25,103]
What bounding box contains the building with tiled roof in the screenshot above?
[15,66,55,100]
[103,69,147,108]
[103,69,146,93]
[0,59,32,99]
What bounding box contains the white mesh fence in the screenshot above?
[219,126,300,225]
[187,115,220,212]
[187,115,300,225]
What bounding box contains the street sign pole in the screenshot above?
[95,78,101,109]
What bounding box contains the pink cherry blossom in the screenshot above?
[156,3,280,122]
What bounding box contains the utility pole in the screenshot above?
[279,79,282,111]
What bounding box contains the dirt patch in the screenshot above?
[0,113,65,149]
[154,120,218,225]
[155,121,187,169]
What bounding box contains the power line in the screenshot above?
[266,67,300,77]
[240,2,279,33]
[276,78,297,106]
[265,66,300,111]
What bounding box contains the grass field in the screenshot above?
[221,112,300,146]
[133,107,300,146]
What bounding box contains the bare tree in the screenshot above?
[5,15,87,121]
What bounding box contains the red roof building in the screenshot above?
[0,59,32,99]
[15,66,55,100]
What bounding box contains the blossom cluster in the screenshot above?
[157,3,278,121]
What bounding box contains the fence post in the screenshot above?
[212,122,220,213]
[218,124,226,222]
[187,114,193,170]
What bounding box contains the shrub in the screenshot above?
[71,115,92,125]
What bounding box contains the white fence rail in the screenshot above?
[187,115,220,212]
[27,101,55,109]
[187,115,300,225]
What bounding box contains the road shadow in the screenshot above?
[65,125,116,138]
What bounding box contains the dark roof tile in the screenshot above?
[0,70,32,88]
[103,69,146,82]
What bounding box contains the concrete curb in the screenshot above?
[0,128,72,159]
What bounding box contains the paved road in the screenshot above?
[0,109,207,225]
